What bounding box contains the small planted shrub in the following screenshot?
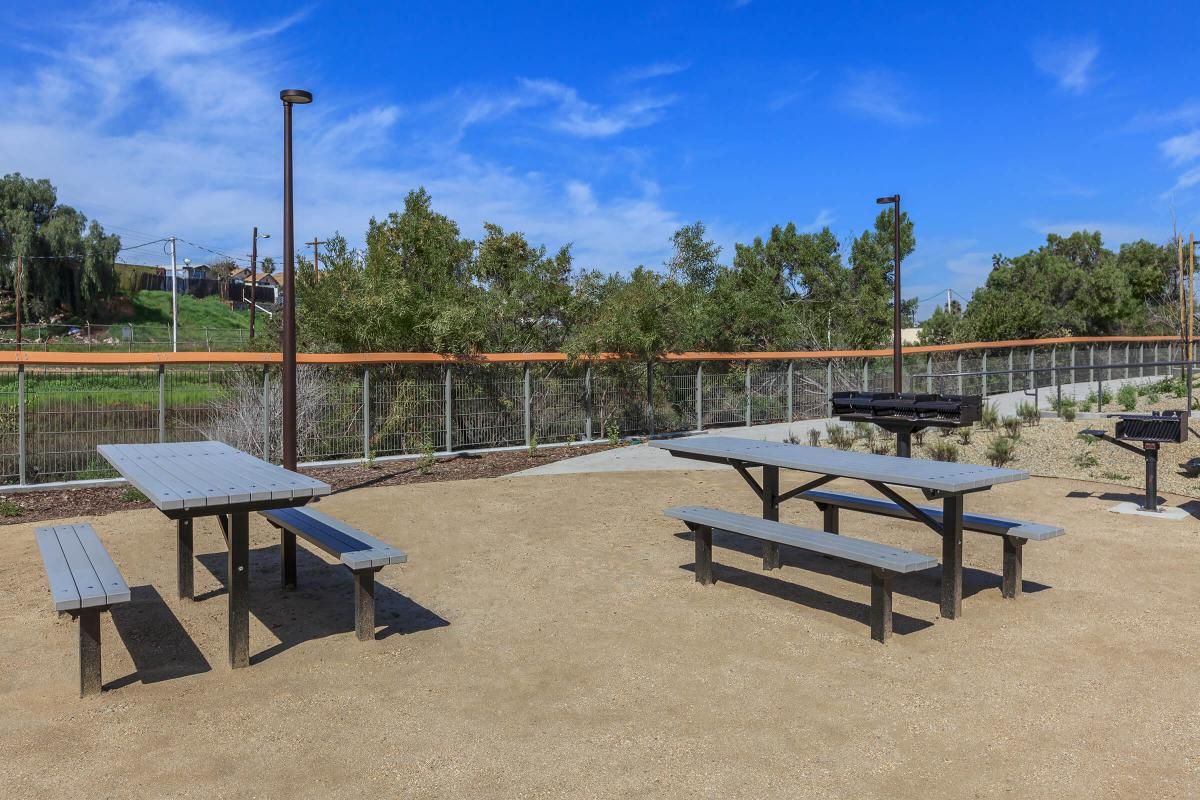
[912,430,926,447]
[606,421,621,446]
[418,436,436,475]
[119,487,147,503]
[957,427,973,445]
[853,421,874,442]
[928,439,959,463]
[1060,403,1077,422]
[826,423,854,450]
[807,428,821,447]
[1016,401,1040,426]
[1146,390,1161,405]
[870,439,891,455]
[0,500,22,517]
[1001,416,1023,439]
[980,402,999,430]
[985,436,1016,467]
[1117,384,1138,412]
[1073,451,1099,470]
[527,433,539,458]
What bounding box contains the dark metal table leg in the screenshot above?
[177,517,194,600]
[940,494,964,619]
[822,504,839,535]
[79,608,102,697]
[895,430,912,458]
[761,465,781,570]
[870,568,893,643]
[281,529,297,590]
[228,511,250,668]
[694,524,714,585]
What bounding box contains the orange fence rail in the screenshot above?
[0,334,1182,367]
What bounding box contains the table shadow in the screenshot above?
[681,562,933,637]
[673,528,1050,603]
[196,547,448,665]
[107,585,212,690]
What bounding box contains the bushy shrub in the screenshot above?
[1002,417,1022,439]
[928,439,959,462]
[826,423,854,450]
[1016,401,1040,426]
[957,427,973,445]
[980,402,999,430]
[985,436,1016,467]
[807,428,821,447]
[1117,384,1138,411]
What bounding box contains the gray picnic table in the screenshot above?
[97,441,330,668]
[649,436,1028,619]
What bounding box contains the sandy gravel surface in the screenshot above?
[1,470,1197,799]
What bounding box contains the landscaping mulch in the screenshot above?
[0,443,615,526]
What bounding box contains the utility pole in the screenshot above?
[307,238,326,282]
[169,236,178,352]
[946,288,951,313]
[14,254,21,351]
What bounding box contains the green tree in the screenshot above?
[0,173,121,320]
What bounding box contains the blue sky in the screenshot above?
[3,1,1199,319]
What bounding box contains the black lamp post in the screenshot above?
[876,194,902,392]
[280,88,312,471]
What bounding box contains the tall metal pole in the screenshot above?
[14,254,21,350]
[307,238,326,282]
[169,237,178,352]
[893,195,902,392]
[249,227,258,339]
[280,94,305,470]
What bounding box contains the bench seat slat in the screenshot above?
[799,490,1064,540]
[72,524,132,606]
[665,506,937,573]
[260,507,407,570]
[49,525,109,609]
[35,528,82,612]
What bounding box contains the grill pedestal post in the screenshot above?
[1144,443,1159,513]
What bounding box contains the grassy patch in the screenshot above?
[119,487,148,503]
[0,500,22,517]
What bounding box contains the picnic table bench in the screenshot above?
[260,506,407,641]
[667,506,936,642]
[34,523,131,696]
[651,436,1057,620]
[797,489,1063,598]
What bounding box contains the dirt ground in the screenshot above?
[0,469,1197,799]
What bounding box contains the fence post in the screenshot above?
[523,362,532,447]
[586,363,594,440]
[1108,344,1113,382]
[1139,343,1144,378]
[744,365,752,427]
[861,359,868,392]
[1069,345,1076,393]
[158,363,166,443]
[1028,348,1035,392]
[1089,344,1095,385]
[445,365,453,453]
[362,367,370,461]
[1007,349,1014,394]
[262,365,270,461]
[981,351,988,397]
[1050,346,1057,394]
[956,353,963,396]
[826,361,833,416]
[786,360,794,422]
[1153,342,1159,377]
[646,361,654,436]
[695,363,703,432]
[17,364,25,487]
[926,354,933,393]
[1125,343,1130,381]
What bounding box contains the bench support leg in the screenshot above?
[280,529,297,591]
[694,524,714,585]
[228,511,250,669]
[354,570,377,641]
[761,466,781,570]
[940,494,964,620]
[1002,536,1024,599]
[177,517,193,600]
[78,608,102,697]
[870,569,893,643]
[822,505,839,535]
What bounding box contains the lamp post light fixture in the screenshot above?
[249,228,270,339]
[280,88,312,471]
[876,194,902,393]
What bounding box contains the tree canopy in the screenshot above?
[0,174,121,319]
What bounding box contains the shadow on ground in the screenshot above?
[108,585,211,690]
[196,546,448,665]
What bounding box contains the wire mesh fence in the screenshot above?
[0,339,1188,488]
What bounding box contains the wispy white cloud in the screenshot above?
[1161,131,1200,166]
[619,62,689,82]
[0,3,683,272]
[837,69,926,126]
[801,209,835,232]
[1031,36,1099,94]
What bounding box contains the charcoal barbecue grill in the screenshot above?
[832,391,983,457]
[1083,411,1188,512]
